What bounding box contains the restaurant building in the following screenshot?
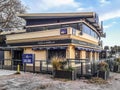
[0,12,105,69]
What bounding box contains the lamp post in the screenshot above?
[115,46,118,58]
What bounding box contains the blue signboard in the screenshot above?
[60,28,67,35]
[22,54,35,64]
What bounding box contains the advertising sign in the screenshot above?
[22,54,35,64]
[60,28,67,35]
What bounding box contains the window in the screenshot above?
[48,49,66,62]
[47,25,61,30]
[70,23,78,30]
[72,28,76,35]
[82,24,99,39]
[75,49,81,64]
[62,24,70,28]
[75,49,80,59]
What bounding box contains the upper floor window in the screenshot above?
[82,24,99,39]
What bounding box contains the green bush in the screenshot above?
[66,66,74,71]
[59,60,67,70]
[114,58,120,66]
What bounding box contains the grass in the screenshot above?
[52,77,70,82]
[85,77,108,85]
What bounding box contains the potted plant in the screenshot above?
[113,58,120,72]
[97,61,109,80]
[51,56,76,80]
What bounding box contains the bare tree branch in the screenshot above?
[0,0,26,31]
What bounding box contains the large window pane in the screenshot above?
[48,49,66,62]
[82,24,99,39]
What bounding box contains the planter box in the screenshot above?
[53,70,76,80]
[97,71,109,80]
[113,65,120,72]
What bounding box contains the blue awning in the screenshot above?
[76,47,83,50]
[76,47,101,52]
[94,50,102,52]
[76,47,93,51]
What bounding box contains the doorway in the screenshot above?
[12,50,23,67]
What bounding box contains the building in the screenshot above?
[0,12,105,70]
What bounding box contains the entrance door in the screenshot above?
[13,50,23,67]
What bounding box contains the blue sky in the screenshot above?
[21,0,120,47]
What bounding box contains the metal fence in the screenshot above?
[0,58,116,78]
[0,59,23,70]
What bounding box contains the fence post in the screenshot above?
[2,60,3,69]
[40,61,42,73]
[24,63,26,72]
[0,60,3,69]
[46,60,48,72]
[90,61,92,75]
[81,62,83,77]
[11,59,13,70]
[33,61,35,73]
[67,59,70,67]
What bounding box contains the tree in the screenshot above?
[0,0,26,31]
[104,46,109,51]
[118,46,120,52]
[114,45,118,53]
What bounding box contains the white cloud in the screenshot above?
[104,21,117,29]
[76,8,85,11]
[21,0,120,22]
[30,0,80,12]
[99,0,110,6]
[76,7,94,12]
[104,24,112,29]
[100,10,120,21]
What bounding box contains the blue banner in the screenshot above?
[22,54,35,64]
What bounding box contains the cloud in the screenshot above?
[100,10,120,21]
[103,21,117,29]
[21,0,120,22]
[99,0,111,6]
[104,24,112,29]
[76,7,94,12]
[27,0,80,12]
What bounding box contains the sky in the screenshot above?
[21,0,120,47]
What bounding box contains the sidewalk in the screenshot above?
[0,69,16,76]
[0,69,120,90]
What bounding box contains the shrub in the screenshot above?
[51,56,66,70]
[51,56,62,70]
[66,66,74,71]
[51,56,75,71]
[114,58,120,66]
[97,61,109,71]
